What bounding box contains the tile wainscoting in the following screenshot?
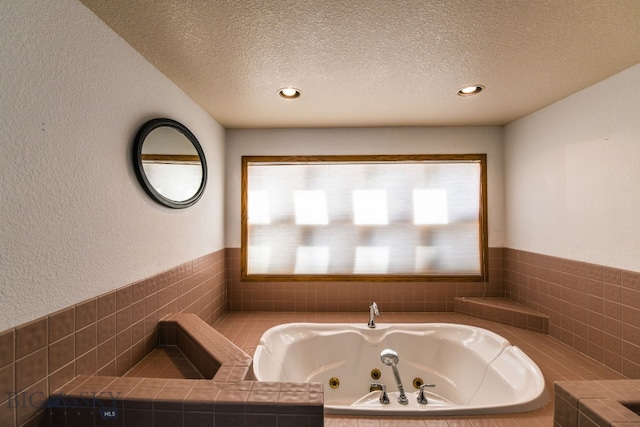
[504,248,640,379]
[225,247,505,313]
[2,246,640,426]
[0,250,226,427]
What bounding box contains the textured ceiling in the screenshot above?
[79,0,640,129]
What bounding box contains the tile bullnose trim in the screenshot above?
[160,313,252,382]
[555,380,640,427]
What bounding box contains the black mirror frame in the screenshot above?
[133,118,208,209]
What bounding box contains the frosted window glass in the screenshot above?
[295,246,330,274]
[243,156,486,279]
[415,246,437,272]
[248,245,272,274]
[294,191,328,225]
[413,189,448,224]
[354,246,389,273]
[353,190,388,225]
[248,190,271,224]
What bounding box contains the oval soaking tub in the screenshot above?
[253,323,548,416]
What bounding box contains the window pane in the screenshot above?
[243,155,487,280]
[294,191,328,225]
[248,190,271,224]
[413,189,448,224]
[295,246,330,274]
[354,246,389,274]
[353,190,388,225]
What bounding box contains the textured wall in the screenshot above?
[504,63,640,272]
[0,0,225,331]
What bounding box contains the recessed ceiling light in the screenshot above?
[457,85,485,96]
[278,87,301,99]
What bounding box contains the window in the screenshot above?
[242,155,488,281]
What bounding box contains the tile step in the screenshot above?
[454,297,548,334]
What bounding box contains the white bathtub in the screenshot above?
[253,323,548,415]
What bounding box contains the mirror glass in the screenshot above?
[133,118,207,208]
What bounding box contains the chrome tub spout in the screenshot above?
[368,302,380,328]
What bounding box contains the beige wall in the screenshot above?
[0,0,226,331]
[504,63,640,272]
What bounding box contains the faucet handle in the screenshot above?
[370,302,380,315]
[417,383,436,404]
[370,382,390,404]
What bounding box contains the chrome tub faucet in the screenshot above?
[368,302,380,328]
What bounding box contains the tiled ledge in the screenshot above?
[158,313,253,381]
[47,314,324,427]
[453,296,549,333]
[555,380,640,427]
[50,375,323,427]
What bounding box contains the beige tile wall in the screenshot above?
[225,247,506,312]
[504,248,640,379]
[2,245,640,426]
[0,250,226,427]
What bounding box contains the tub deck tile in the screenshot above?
[124,346,204,379]
[454,297,549,333]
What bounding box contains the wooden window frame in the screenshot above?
[241,154,488,282]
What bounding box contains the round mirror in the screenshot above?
[133,118,207,209]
